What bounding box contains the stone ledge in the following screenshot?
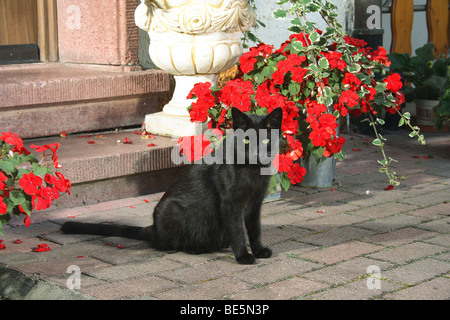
[23,131,184,208]
[0,63,172,139]
[0,63,170,107]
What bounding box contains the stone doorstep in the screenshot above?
[0,63,172,139]
[23,131,185,209]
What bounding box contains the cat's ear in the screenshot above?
[232,107,252,130]
[264,107,283,130]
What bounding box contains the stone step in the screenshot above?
[23,130,184,209]
[0,63,172,139]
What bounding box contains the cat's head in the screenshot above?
[230,107,283,169]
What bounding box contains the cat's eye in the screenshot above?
[243,138,250,144]
[262,139,270,145]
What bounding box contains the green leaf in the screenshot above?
[10,190,26,206]
[309,31,320,43]
[289,82,301,96]
[0,160,14,174]
[291,40,304,52]
[347,63,361,74]
[376,118,385,125]
[318,57,329,69]
[372,139,383,146]
[32,162,50,176]
[280,173,291,192]
[273,9,287,19]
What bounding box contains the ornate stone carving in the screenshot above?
[135,0,255,137]
[135,0,255,34]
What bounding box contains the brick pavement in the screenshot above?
[0,130,449,300]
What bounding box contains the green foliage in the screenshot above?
[388,43,450,101]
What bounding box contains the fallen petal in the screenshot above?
[384,185,394,191]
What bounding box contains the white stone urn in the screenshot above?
[135,0,255,137]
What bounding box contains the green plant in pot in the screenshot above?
[179,0,424,192]
[388,42,450,127]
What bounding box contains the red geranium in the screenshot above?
[19,172,43,196]
[384,73,403,93]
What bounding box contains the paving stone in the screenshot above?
[153,277,253,300]
[84,258,185,281]
[381,259,450,285]
[299,241,383,265]
[416,217,450,233]
[303,257,395,285]
[356,214,425,232]
[232,258,322,286]
[362,227,436,247]
[423,234,450,248]
[298,226,375,247]
[298,213,370,231]
[229,277,329,300]
[383,278,450,300]
[399,191,449,208]
[261,225,312,245]
[158,258,252,284]
[350,202,419,219]
[285,190,356,206]
[79,275,181,300]
[368,242,448,265]
[304,278,403,300]
[407,203,450,218]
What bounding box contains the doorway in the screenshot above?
[0,0,58,64]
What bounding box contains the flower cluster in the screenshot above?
[0,132,71,234]
[183,0,421,191]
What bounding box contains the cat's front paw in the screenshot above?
[254,247,272,259]
[236,253,256,265]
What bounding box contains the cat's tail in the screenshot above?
[61,221,152,241]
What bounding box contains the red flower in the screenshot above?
[24,214,31,227]
[384,73,403,93]
[370,46,391,67]
[30,143,60,168]
[189,103,210,123]
[219,79,254,112]
[239,43,274,74]
[55,172,71,195]
[19,172,43,196]
[273,154,294,173]
[239,53,257,74]
[0,240,5,250]
[323,136,345,157]
[34,244,52,252]
[343,72,362,89]
[339,90,360,109]
[177,134,213,163]
[35,186,59,211]
[287,163,306,185]
[323,51,347,71]
[0,196,7,215]
[0,132,29,154]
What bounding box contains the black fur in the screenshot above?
[61,107,283,264]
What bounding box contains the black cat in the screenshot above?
[61,107,283,264]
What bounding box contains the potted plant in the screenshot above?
[180,0,424,192]
[436,87,450,130]
[388,42,450,127]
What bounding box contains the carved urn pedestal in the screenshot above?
[135,0,255,137]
